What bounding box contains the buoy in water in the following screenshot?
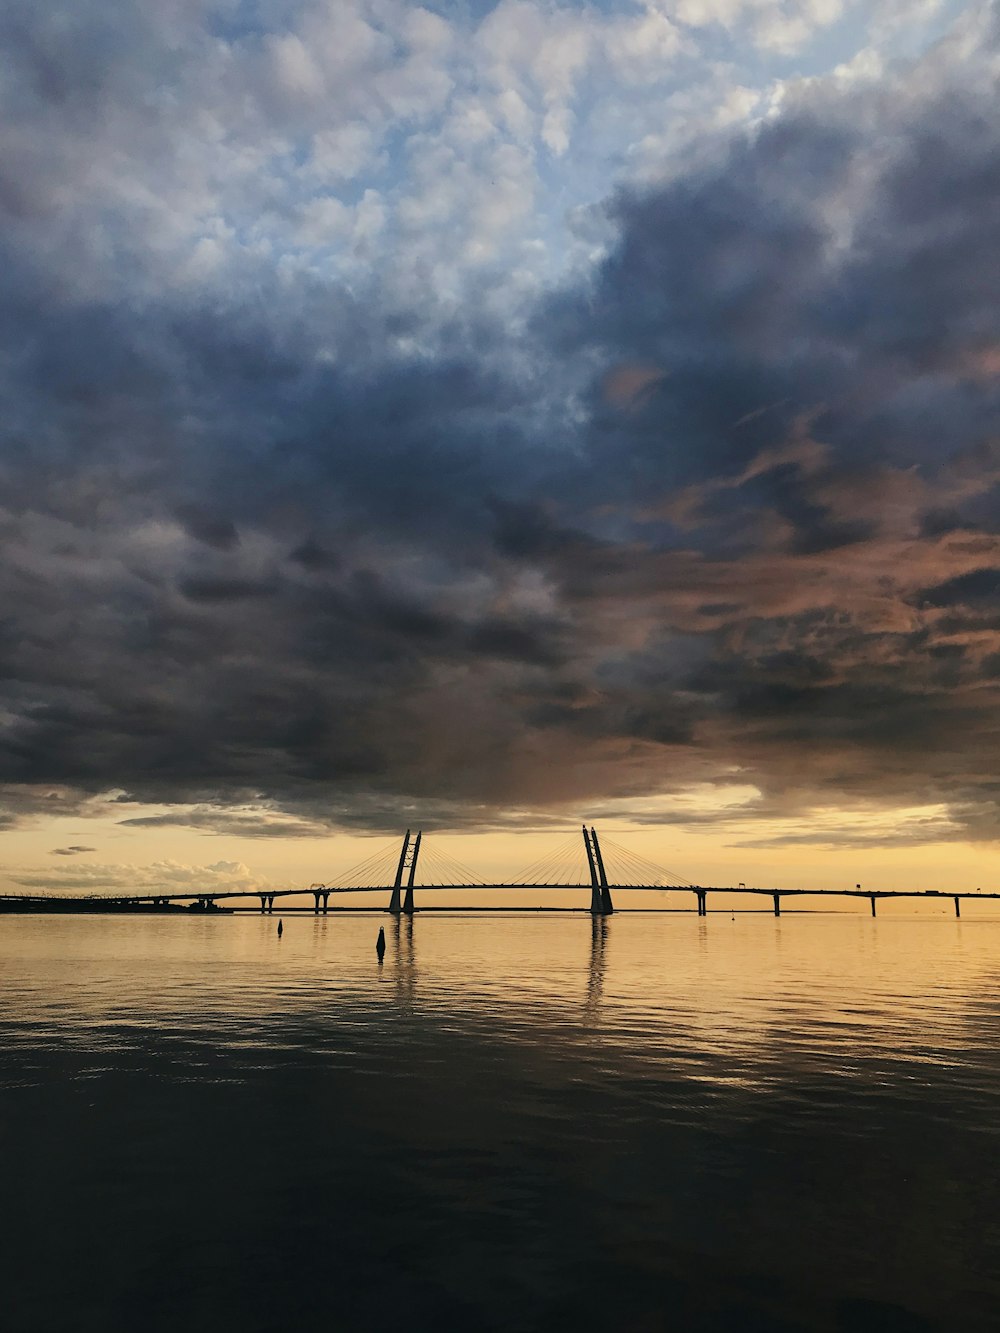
[376,926,386,959]
[277,919,283,937]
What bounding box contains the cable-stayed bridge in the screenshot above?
[1,825,997,916]
[0,827,679,916]
[337,826,678,917]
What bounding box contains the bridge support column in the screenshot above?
[583,826,614,914]
[402,831,421,915]
[773,893,781,917]
[266,894,275,914]
[260,895,267,913]
[583,826,602,915]
[954,896,961,918]
[388,831,409,915]
[695,889,707,915]
[313,890,321,914]
[322,891,330,914]
[870,894,877,917]
[594,828,614,915]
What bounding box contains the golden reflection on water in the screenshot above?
[4,911,1000,1332]
[4,911,1000,1064]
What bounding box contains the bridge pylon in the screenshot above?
[388,830,422,914]
[388,830,411,915]
[583,825,602,915]
[582,825,614,915]
[402,831,422,914]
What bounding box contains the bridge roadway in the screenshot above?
[1,884,999,916]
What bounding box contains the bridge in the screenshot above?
[1,826,997,917]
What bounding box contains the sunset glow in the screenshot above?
[1,0,998,903]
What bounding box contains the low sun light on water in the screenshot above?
[3,911,999,1332]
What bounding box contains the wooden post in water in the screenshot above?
[870,894,877,917]
[954,896,961,918]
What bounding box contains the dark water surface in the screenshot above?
[2,912,999,1332]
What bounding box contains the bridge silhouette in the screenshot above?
[1,825,997,917]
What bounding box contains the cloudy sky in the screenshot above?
[2,0,1000,896]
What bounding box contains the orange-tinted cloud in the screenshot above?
[602,364,667,410]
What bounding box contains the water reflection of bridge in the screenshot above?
[2,826,998,917]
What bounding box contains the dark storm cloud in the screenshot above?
[3,6,1000,842]
[917,568,1000,609]
[176,507,241,552]
[178,575,278,603]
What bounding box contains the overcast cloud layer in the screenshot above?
[2,0,1000,841]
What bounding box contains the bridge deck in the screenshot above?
[2,884,999,909]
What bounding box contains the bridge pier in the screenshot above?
[313,890,321,914]
[695,889,707,916]
[260,895,267,913]
[773,893,781,917]
[870,894,877,917]
[955,896,961,918]
[267,894,275,914]
[322,891,330,914]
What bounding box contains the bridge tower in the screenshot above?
[592,826,614,915]
[582,826,614,916]
[387,830,423,913]
[388,830,410,915]
[583,825,602,915]
[402,831,422,914]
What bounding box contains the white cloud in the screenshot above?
[541,104,574,156]
[296,194,352,247]
[268,31,326,103]
[607,6,684,82]
[672,0,747,24]
[0,0,969,322]
[308,121,384,181]
[13,858,273,896]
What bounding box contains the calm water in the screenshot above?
[2,911,999,1332]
